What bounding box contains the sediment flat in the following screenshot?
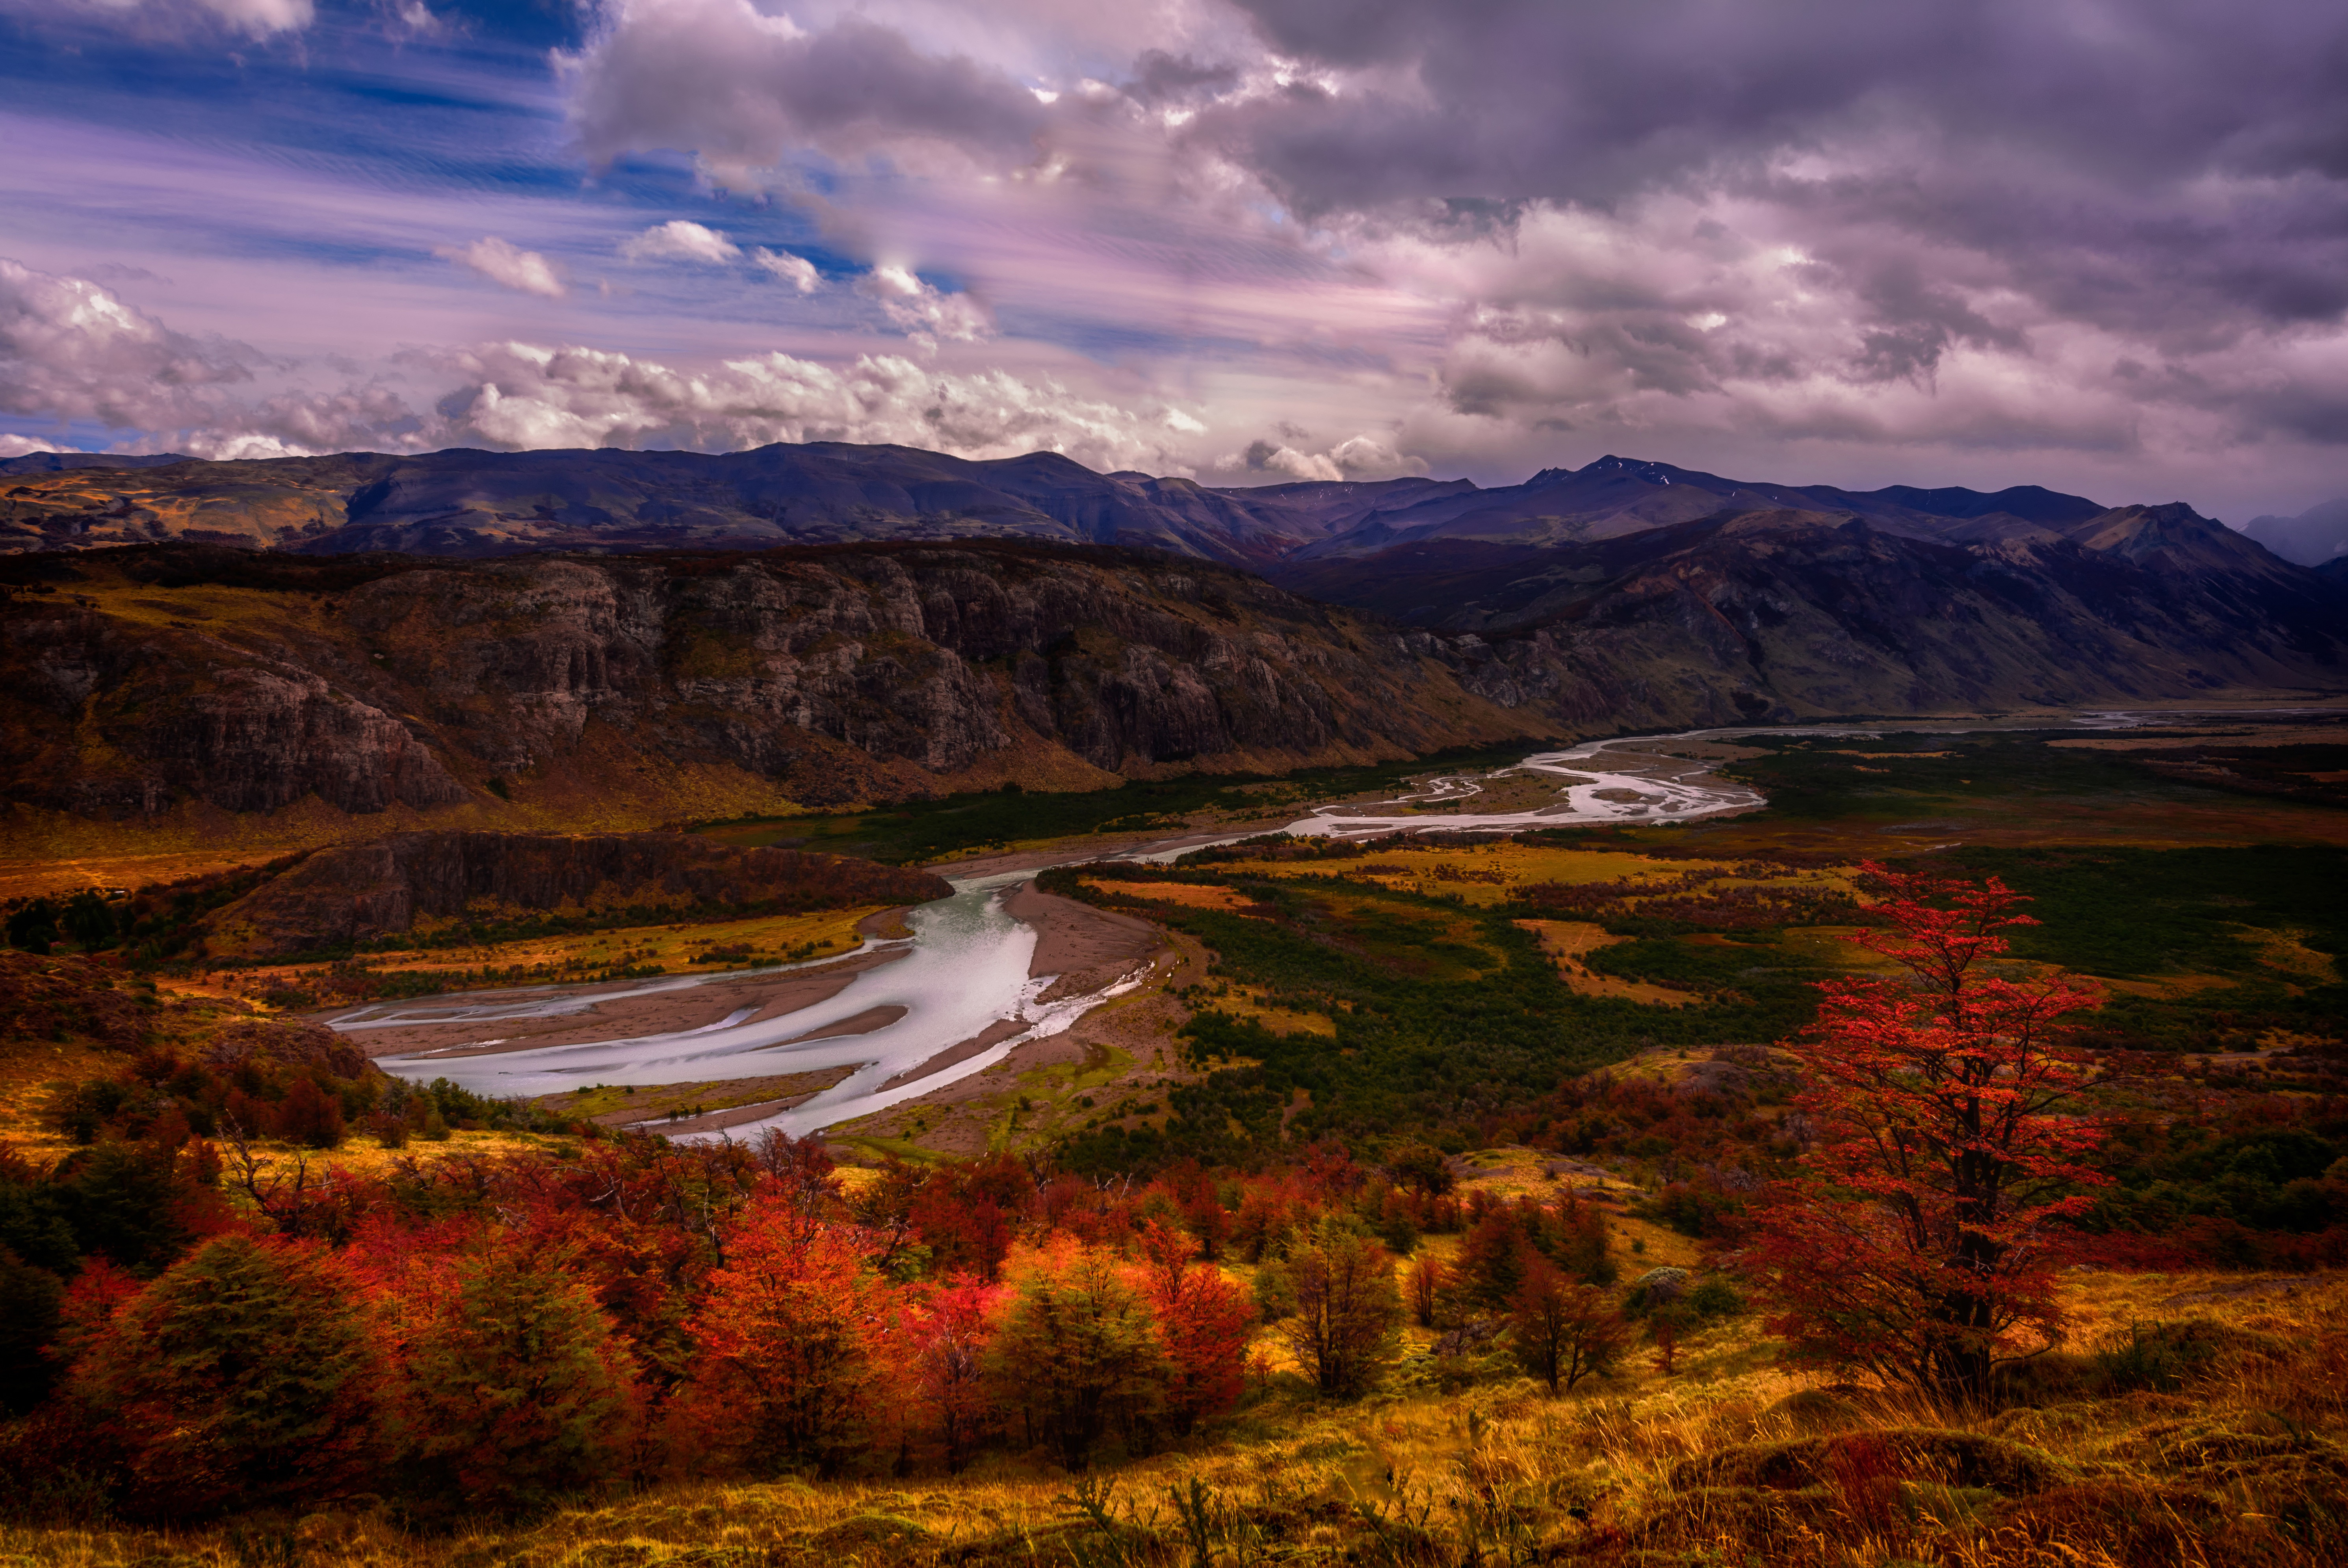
[880,1018,1030,1090]
[1002,879,1166,1001]
[763,1004,907,1050]
[344,946,911,1059]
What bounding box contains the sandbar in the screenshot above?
[343,946,910,1059]
[1003,879,1165,1001]
[880,1018,1029,1090]
[763,1004,907,1050]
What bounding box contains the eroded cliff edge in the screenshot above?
[0,541,1551,852]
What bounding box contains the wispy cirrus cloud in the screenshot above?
[2,0,315,39]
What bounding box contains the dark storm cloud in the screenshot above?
[1204,0,2348,339]
[567,0,1050,185]
[1124,50,1241,106]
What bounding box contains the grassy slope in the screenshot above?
[7,1272,2340,1567]
[6,728,2346,1566]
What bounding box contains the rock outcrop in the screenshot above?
[202,831,955,957]
[1272,507,2348,732]
[0,541,1546,839]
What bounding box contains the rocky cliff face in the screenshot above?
[0,541,1547,843]
[202,831,954,957]
[1278,507,2348,732]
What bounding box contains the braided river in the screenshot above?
[339,708,2298,1137]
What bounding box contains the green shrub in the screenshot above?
[68,1234,384,1519]
[2092,1320,2221,1392]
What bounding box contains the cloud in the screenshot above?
[423,340,1189,470]
[0,258,1194,469]
[752,248,822,293]
[0,433,65,458]
[564,0,1051,190]
[437,237,568,299]
[1223,431,1428,483]
[617,220,741,265]
[0,256,258,432]
[9,0,316,37]
[855,265,992,345]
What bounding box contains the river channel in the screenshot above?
[342,707,2309,1137]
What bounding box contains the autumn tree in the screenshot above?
[1163,1159,1234,1260]
[1137,1222,1254,1434]
[1506,1258,1629,1393]
[1268,1219,1403,1398]
[1752,863,2106,1403]
[68,1234,384,1518]
[686,1199,896,1476]
[908,1161,1020,1282]
[906,1278,1001,1471]
[0,1243,65,1415]
[986,1240,1168,1470]
[1406,1252,1445,1328]
[386,1248,640,1515]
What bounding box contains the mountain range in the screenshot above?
[0,443,2279,566]
[0,442,2342,847]
[2243,498,2348,567]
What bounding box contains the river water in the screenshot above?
[349,706,2317,1135]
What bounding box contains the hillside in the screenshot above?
[0,444,1356,566]
[200,831,953,958]
[0,440,2266,570]
[0,541,1547,855]
[1269,506,2348,730]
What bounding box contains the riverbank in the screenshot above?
[333,945,913,1060]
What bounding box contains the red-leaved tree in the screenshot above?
[685,1198,899,1477]
[904,1277,1001,1472]
[1754,863,2107,1402]
[1136,1222,1254,1434]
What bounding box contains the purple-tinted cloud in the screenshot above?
[5,0,2348,520]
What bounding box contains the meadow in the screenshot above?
[0,719,2342,1566]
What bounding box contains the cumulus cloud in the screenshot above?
[0,258,1196,469]
[565,0,1051,190]
[855,265,992,346]
[752,248,823,293]
[437,237,568,299]
[0,257,258,433]
[423,340,1188,470]
[1222,431,1428,483]
[0,433,65,458]
[618,220,741,265]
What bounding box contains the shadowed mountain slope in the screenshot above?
[0,442,2143,568]
[1270,506,2348,728]
[2243,498,2348,566]
[0,540,1549,845]
[0,444,1352,565]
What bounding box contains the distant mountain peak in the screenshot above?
[2242,497,2348,567]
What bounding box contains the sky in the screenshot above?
[2,0,2345,520]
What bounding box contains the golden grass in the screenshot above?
[1212,987,1337,1037]
[1201,843,1863,919]
[1081,881,1264,912]
[1511,919,1691,1006]
[13,1270,2336,1566]
[214,907,886,1012]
